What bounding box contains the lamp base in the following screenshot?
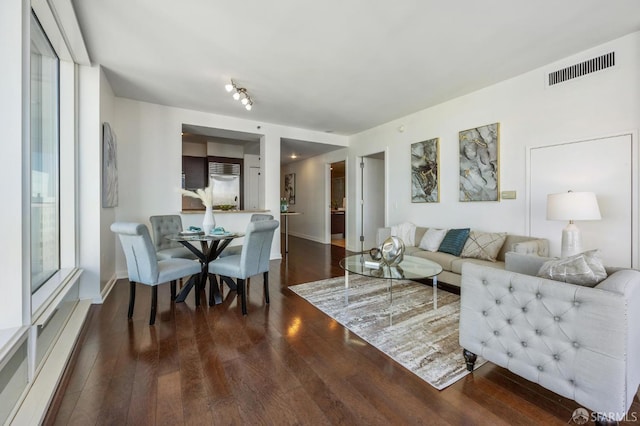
[561,223,583,258]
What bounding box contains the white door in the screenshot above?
[529,134,634,267]
[361,154,385,251]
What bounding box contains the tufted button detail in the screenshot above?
[554,316,560,322]
[495,299,501,305]
[506,319,512,325]
[537,365,543,371]
[508,286,514,293]
[553,354,560,361]
[521,341,528,347]
[535,329,542,336]
[493,330,500,336]
[482,310,487,316]
[574,301,580,307]
[482,279,488,285]
[481,341,486,346]
[536,292,542,299]
[569,379,575,386]
[573,341,580,349]
[521,306,528,313]
[507,352,513,358]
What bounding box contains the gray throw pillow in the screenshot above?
[537,249,607,287]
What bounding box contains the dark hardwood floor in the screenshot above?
[44,236,639,425]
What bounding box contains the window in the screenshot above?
[30,13,59,293]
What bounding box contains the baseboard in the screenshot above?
[99,273,118,303]
[9,299,92,426]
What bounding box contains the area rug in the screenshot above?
[289,275,485,390]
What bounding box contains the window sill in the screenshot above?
[32,268,83,325]
[0,327,28,369]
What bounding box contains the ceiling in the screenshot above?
[73,1,640,141]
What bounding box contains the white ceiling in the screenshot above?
[72,0,640,153]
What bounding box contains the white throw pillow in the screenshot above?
[390,222,416,246]
[419,228,448,252]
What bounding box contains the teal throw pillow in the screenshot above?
[438,228,470,256]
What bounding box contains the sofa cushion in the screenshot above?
[391,222,416,246]
[460,231,506,262]
[537,249,607,287]
[438,228,470,256]
[505,252,551,276]
[410,250,459,272]
[451,257,505,275]
[418,228,448,252]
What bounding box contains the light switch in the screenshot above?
[501,190,516,200]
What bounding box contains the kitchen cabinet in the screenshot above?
[331,210,345,236]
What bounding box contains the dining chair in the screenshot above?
[218,213,274,258]
[149,214,198,260]
[208,219,279,315]
[111,222,201,325]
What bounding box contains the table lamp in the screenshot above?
[546,191,601,257]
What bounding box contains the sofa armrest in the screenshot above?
[377,227,391,247]
[511,239,549,257]
[504,252,552,276]
[459,262,638,415]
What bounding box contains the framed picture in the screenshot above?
[411,138,439,202]
[459,122,500,201]
[284,173,296,205]
[102,122,119,207]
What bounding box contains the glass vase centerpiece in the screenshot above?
[181,184,215,234]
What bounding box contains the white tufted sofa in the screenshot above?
[459,261,640,420]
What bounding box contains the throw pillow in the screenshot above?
[438,228,470,256]
[390,222,416,246]
[460,231,507,262]
[537,250,607,287]
[418,228,448,252]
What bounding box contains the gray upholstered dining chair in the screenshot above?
[149,214,198,260]
[111,222,201,325]
[208,219,279,315]
[218,213,274,258]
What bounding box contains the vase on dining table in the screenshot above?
[202,206,215,234]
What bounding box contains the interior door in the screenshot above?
[361,154,385,251]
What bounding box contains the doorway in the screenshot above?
[330,160,346,247]
[360,152,385,252]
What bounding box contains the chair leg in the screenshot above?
[128,281,136,319]
[239,278,247,315]
[263,271,270,304]
[150,286,158,325]
[170,280,177,301]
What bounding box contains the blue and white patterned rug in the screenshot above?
[289,275,485,390]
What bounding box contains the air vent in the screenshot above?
[548,52,615,86]
[209,162,240,175]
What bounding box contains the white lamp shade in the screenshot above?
[546,191,601,221]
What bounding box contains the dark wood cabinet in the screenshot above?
[331,211,345,236]
[182,156,208,210]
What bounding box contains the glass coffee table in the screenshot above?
[339,253,443,309]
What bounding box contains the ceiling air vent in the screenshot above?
[548,52,615,86]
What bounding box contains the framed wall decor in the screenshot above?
[102,122,119,207]
[411,138,439,202]
[459,122,499,201]
[284,172,296,205]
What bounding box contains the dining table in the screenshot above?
[165,231,244,306]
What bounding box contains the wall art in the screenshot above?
[411,138,439,202]
[102,122,119,208]
[284,172,296,205]
[459,122,499,201]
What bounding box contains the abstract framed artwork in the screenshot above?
[411,138,439,202]
[284,172,296,205]
[459,122,500,202]
[102,122,119,207]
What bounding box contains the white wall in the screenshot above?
[99,68,117,294]
[281,148,349,243]
[112,98,348,273]
[348,32,640,265]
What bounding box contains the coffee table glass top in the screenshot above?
[340,253,443,280]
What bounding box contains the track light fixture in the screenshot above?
[225,79,254,111]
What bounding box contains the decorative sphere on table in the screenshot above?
[380,236,405,266]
